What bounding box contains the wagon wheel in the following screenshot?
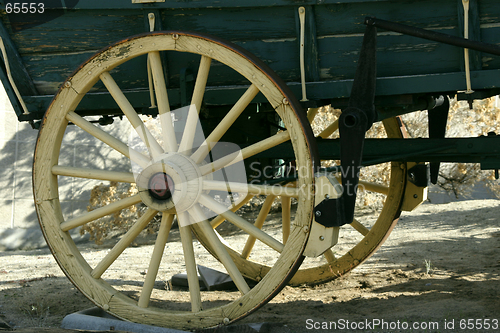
[33,32,317,330]
[199,111,407,286]
[289,112,407,285]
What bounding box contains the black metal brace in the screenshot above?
[428,95,450,184]
[314,23,378,227]
[365,17,500,57]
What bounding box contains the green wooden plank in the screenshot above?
[480,26,500,69]
[0,0,389,10]
[20,68,500,121]
[317,29,462,81]
[0,19,37,95]
[4,9,144,54]
[286,68,500,101]
[161,7,296,40]
[314,0,459,36]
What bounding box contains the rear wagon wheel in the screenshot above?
[33,32,316,330]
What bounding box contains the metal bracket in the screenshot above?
[427,95,450,184]
[401,162,428,212]
[408,163,429,187]
[304,174,341,257]
[316,23,378,227]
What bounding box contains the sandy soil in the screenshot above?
[0,199,499,332]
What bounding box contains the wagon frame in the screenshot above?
[0,0,499,330]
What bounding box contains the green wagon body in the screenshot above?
[2,2,500,328]
[1,0,499,123]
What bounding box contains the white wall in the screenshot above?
[0,82,131,250]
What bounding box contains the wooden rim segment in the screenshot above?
[33,32,316,330]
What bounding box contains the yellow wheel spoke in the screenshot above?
[281,196,291,244]
[60,194,142,232]
[91,208,158,279]
[318,119,339,139]
[241,195,275,259]
[307,107,320,123]
[66,111,150,169]
[210,194,254,228]
[178,56,211,153]
[199,194,284,253]
[149,51,178,153]
[350,218,370,236]
[203,180,301,197]
[191,84,260,164]
[100,71,164,159]
[189,205,250,295]
[52,166,135,183]
[199,129,290,176]
[178,212,203,311]
[138,214,175,308]
[323,249,336,263]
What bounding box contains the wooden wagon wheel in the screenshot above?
[198,111,407,286]
[289,113,407,285]
[33,32,317,330]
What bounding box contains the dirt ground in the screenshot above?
[1,199,499,333]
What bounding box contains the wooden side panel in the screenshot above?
[1,0,499,113]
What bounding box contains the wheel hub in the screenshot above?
[148,173,174,200]
[136,153,202,213]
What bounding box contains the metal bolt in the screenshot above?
[223,318,230,325]
[413,194,418,199]
[102,304,109,311]
[303,226,309,233]
[315,210,322,217]
[283,98,289,105]
[172,33,179,40]
[325,194,330,199]
[64,81,72,88]
[319,236,325,241]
